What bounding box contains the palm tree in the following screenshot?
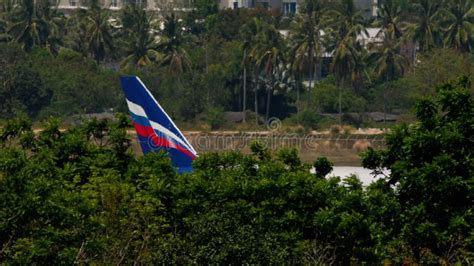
[407,0,443,53]
[8,0,50,51]
[331,35,365,87]
[38,0,65,55]
[371,33,408,82]
[7,0,64,53]
[240,17,265,125]
[239,18,260,123]
[0,0,15,13]
[326,0,367,86]
[0,17,9,42]
[86,2,113,63]
[331,35,365,124]
[63,9,89,56]
[156,13,192,76]
[289,1,325,99]
[120,5,160,68]
[441,0,474,53]
[250,21,286,122]
[0,0,13,41]
[326,0,367,124]
[328,0,367,40]
[370,31,408,123]
[375,0,405,39]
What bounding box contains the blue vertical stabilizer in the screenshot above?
[120,76,197,173]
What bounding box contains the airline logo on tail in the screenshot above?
[120,76,197,173]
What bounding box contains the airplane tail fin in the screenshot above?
[120,76,197,173]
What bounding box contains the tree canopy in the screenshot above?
[0,77,472,264]
[0,0,472,129]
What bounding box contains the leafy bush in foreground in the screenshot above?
[0,79,472,264]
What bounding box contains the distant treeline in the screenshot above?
[0,0,473,128]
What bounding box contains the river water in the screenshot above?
[329,167,388,186]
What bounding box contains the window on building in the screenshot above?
[111,0,118,7]
[290,2,296,13]
[69,0,77,6]
[282,2,296,16]
[233,1,238,9]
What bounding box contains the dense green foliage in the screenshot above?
[0,43,121,119]
[0,0,473,128]
[1,79,472,263]
[362,76,474,263]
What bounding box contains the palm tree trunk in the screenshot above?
[205,37,209,74]
[308,55,314,100]
[255,68,259,126]
[383,88,387,127]
[242,50,247,123]
[316,60,321,80]
[339,88,342,126]
[296,76,300,115]
[384,73,388,127]
[265,75,272,122]
[339,78,343,126]
[266,88,271,123]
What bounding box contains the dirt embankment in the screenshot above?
[130,130,386,166]
[30,127,385,166]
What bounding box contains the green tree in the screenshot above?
[371,32,409,82]
[6,0,64,53]
[8,0,51,51]
[193,0,218,18]
[362,77,474,263]
[369,31,409,122]
[312,78,366,113]
[250,21,286,122]
[0,116,178,264]
[0,46,122,118]
[120,5,160,68]
[85,1,113,63]
[0,16,9,41]
[63,9,89,56]
[313,156,333,178]
[330,36,365,124]
[289,0,325,95]
[375,0,405,39]
[39,0,65,55]
[326,0,367,125]
[0,0,15,13]
[441,0,474,53]
[241,17,265,125]
[0,43,52,118]
[407,0,443,53]
[0,62,51,118]
[157,13,192,76]
[239,16,259,123]
[408,48,473,95]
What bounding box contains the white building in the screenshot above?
[57,0,194,12]
[57,0,379,17]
